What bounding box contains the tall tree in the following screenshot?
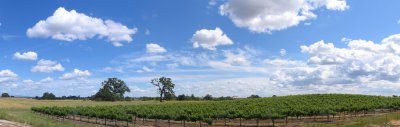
[177,94,186,101]
[93,78,131,101]
[41,92,56,100]
[1,93,10,97]
[248,94,260,98]
[203,94,213,100]
[151,77,175,102]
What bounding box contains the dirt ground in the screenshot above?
[390,120,400,126]
[0,120,31,127]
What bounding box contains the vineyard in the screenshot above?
[31,94,400,127]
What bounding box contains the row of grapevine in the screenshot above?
[31,94,400,126]
[32,106,132,126]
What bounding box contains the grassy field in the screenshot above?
[303,112,400,127]
[0,97,174,109]
[1,97,400,127]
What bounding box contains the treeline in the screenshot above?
[132,94,238,101]
[133,94,262,101]
[27,77,266,101]
[1,93,14,97]
[34,92,89,100]
[33,91,262,101]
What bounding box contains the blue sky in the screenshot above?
[1,0,400,97]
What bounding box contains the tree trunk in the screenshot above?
[160,93,163,102]
[184,120,186,127]
[105,118,107,125]
[168,119,171,127]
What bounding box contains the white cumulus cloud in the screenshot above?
[273,35,400,87]
[39,77,54,83]
[280,49,287,56]
[191,27,233,50]
[13,51,38,61]
[223,50,251,66]
[0,70,18,84]
[27,7,137,47]
[22,79,34,85]
[319,0,349,11]
[60,69,91,80]
[31,59,64,73]
[219,0,349,33]
[146,43,167,53]
[136,66,153,73]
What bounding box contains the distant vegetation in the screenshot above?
[92,78,131,101]
[176,94,200,101]
[248,94,261,98]
[1,93,10,97]
[151,77,175,102]
[203,94,213,100]
[41,92,56,100]
[30,77,259,101]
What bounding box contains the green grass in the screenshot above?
[303,112,400,127]
[0,109,96,127]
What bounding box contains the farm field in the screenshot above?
[0,98,192,127]
[3,0,400,127]
[25,94,400,127]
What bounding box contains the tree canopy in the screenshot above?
[93,78,130,101]
[248,94,261,98]
[151,77,175,102]
[203,94,213,100]
[41,92,56,100]
[1,93,10,97]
